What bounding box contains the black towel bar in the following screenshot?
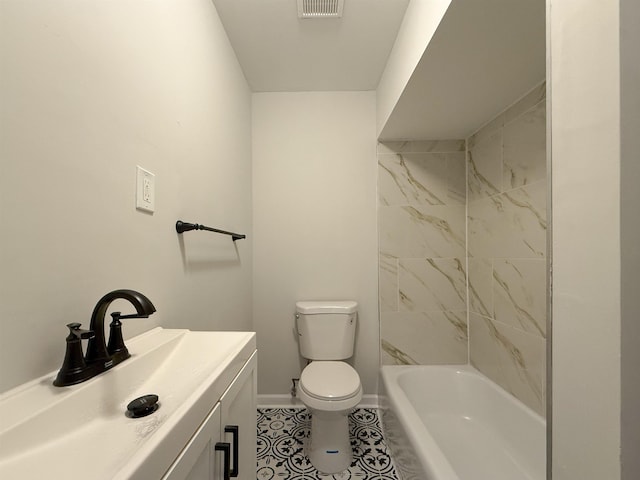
[175,221,246,241]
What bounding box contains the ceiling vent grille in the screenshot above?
[297,0,344,18]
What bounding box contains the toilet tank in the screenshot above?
[295,301,358,360]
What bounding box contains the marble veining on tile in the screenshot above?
[381,339,419,365]
[503,100,546,191]
[379,254,398,313]
[467,81,546,150]
[381,311,468,365]
[467,130,502,201]
[378,85,548,411]
[398,258,466,312]
[446,153,467,205]
[492,259,546,338]
[377,139,469,367]
[379,205,466,259]
[442,310,469,342]
[257,408,400,479]
[467,257,493,317]
[466,83,547,414]
[378,153,447,206]
[501,186,547,230]
[378,152,467,207]
[469,313,545,415]
[468,180,547,259]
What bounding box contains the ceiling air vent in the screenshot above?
[297,0,344,19]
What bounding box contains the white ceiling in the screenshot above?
[212,0,545,140]
[211,0,410,92]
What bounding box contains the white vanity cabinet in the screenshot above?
[163,352,257,480]
[162,402,224,480]
[219,351,257,480]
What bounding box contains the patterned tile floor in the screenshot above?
[257,408,400,480]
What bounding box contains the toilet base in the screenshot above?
[306,409,353,474]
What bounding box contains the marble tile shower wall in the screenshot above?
[467,83,547,416]
[377,83,547,416]
[378,140,469,366]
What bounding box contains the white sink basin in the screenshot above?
[0,327,256,480]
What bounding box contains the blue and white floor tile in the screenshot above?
[257,408,400,480]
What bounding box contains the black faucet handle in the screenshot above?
[53,323,95,387]
[66,323,95,340]
[107,313,131,363]
[112,312,150,320]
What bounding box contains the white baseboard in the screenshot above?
[258,393,379,409]
[358,394,379,408]
[257,394,304,408]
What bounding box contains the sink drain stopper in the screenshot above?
[126,394,159,418]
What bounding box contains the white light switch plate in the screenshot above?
[136,166,155,213]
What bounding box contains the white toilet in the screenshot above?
[295,300,362,474]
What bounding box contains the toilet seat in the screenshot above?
[299,361,362,410]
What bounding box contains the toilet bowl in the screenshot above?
[298,361,362,473]
[295,300,361,474]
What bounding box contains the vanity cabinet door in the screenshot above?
[162,402,225,480]
[219,352,257,480]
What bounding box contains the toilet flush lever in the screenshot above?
[294,314,301,336]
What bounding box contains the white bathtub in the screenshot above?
[379,365,545,480]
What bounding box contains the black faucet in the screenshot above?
[54,289,156,387]
[86,289,156,367]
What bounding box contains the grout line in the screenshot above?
[465,137,471,366]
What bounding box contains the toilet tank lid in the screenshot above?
[296,301,358,314]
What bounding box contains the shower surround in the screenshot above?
[378,83,547,416]
[378,139,468,366]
